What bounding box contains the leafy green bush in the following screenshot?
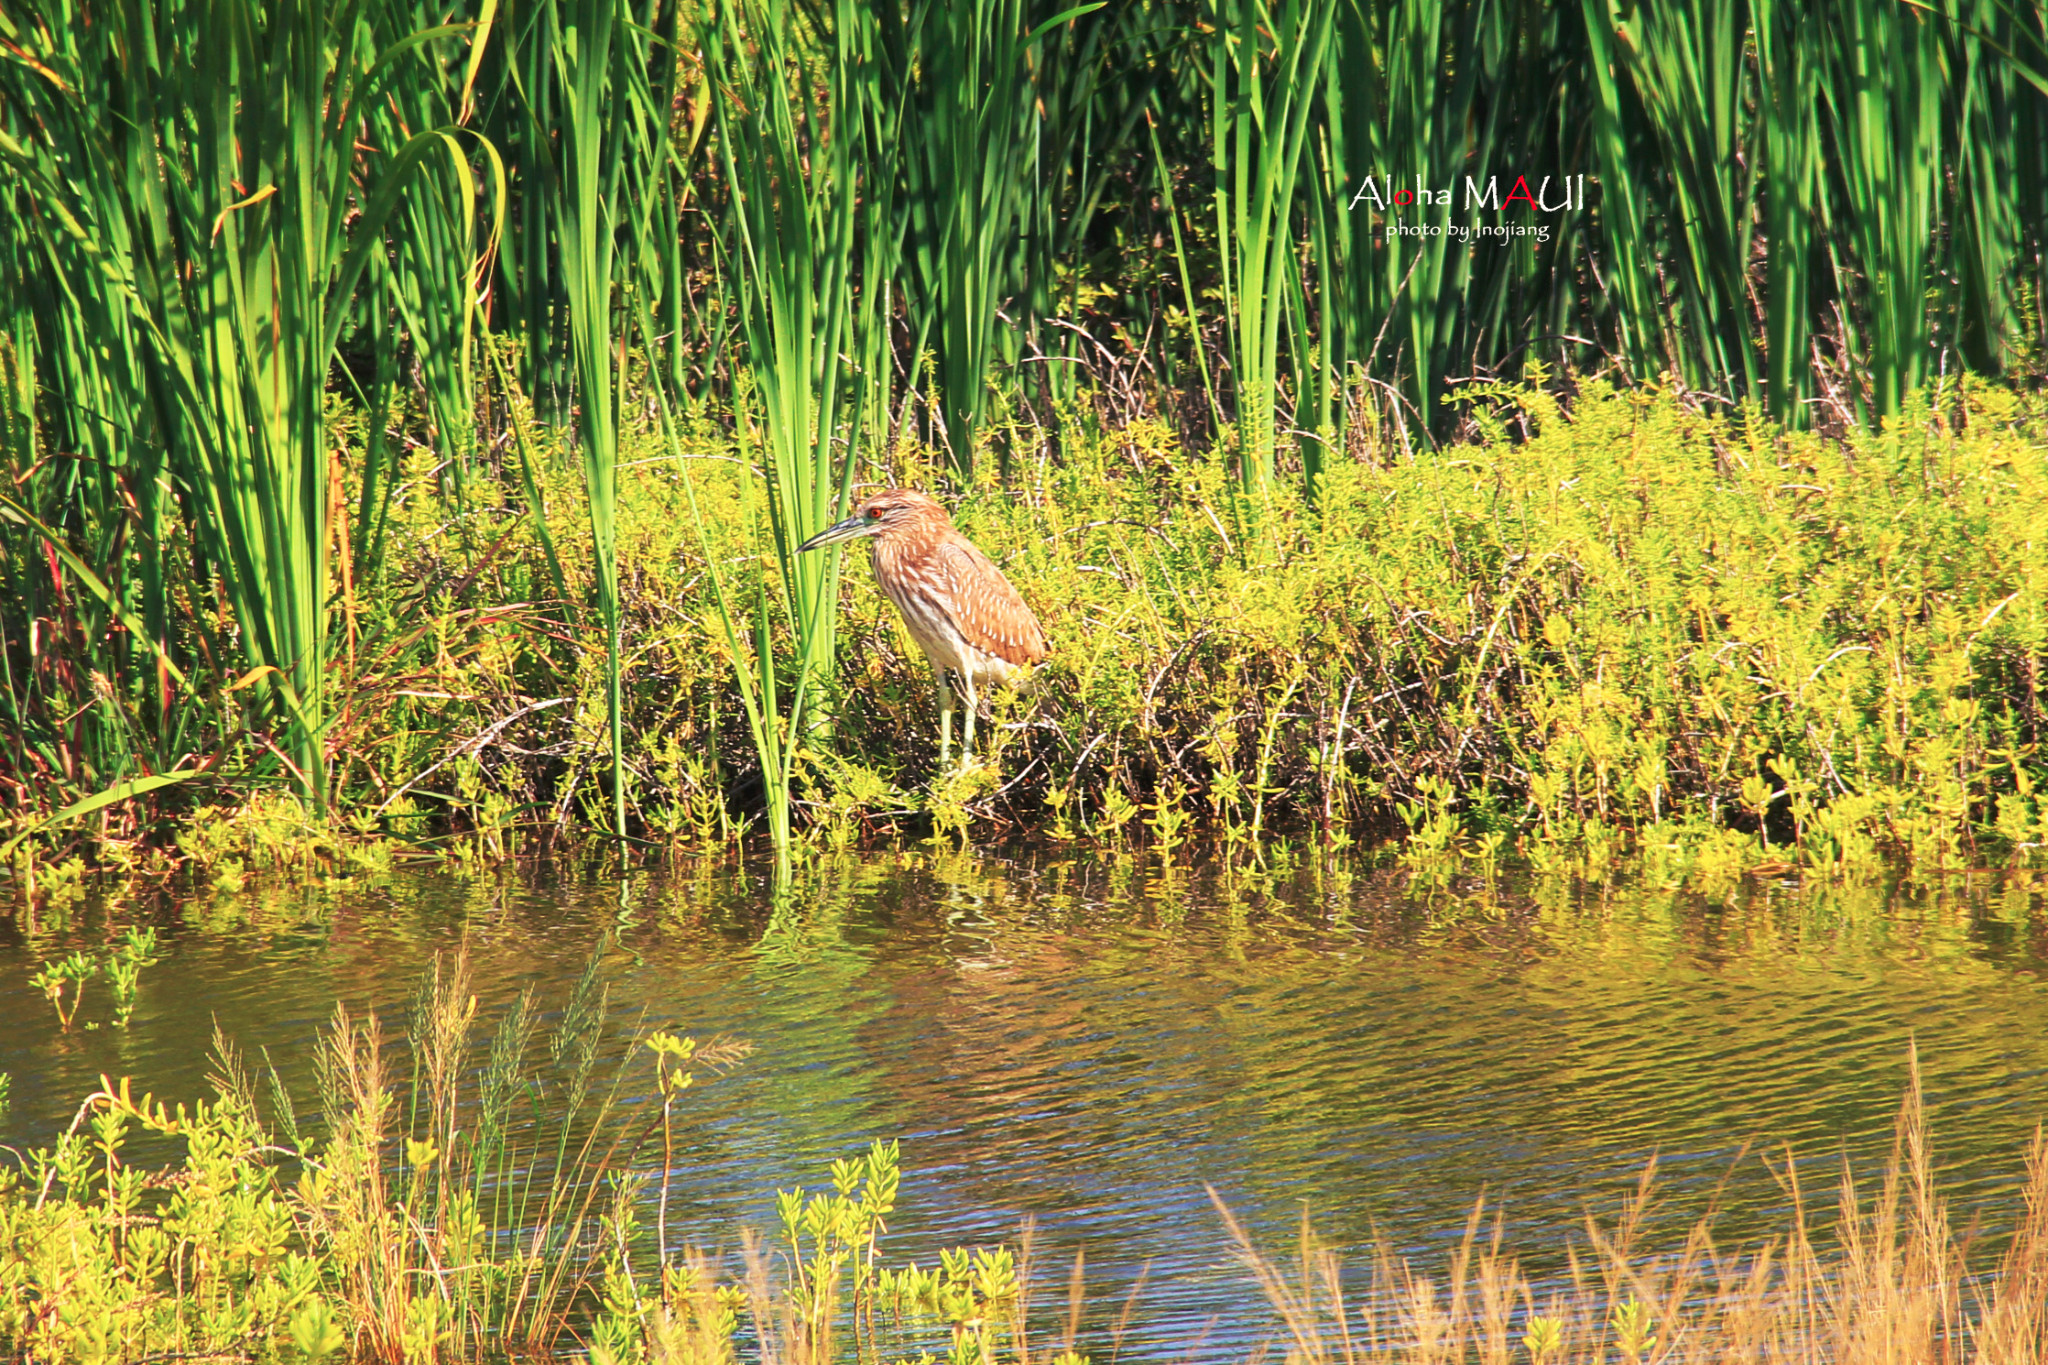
[0,1076,334,1363]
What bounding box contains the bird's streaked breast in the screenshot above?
[867,506,1048,681]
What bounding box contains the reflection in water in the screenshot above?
[2,851,2046,1354]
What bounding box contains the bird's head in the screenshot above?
[796,488,948,552]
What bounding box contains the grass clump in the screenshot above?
[1229,1061,2048,1365]
[0,947,1055,1364]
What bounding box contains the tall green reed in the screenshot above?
[889,0,1043,477]
[1823,0,1943,421]
[1947,0,2029,379]
[1313,0,1490,453]
[1016,2,1157,421]
[553,0,628,838]
[693,0,869,870]
[547,0,680,838]
[382,5,502,501]
[2,20,204,811]
[0,0,491,812]
[1755,0,1820,423]
[1209,0,1331,490]
[1588,0,1760,400]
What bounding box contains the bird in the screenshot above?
[797,488,1048,770]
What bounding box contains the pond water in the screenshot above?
[4,848,2048,1353]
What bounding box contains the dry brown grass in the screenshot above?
[1215,1053,2048,1365]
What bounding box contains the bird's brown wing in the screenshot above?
[929,537,1049,667]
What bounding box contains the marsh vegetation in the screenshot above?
[1,0,2045,874]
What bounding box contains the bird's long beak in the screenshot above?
[797,513,878,553]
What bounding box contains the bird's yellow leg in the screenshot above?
[936,671,955,770]
[960,674,980,767]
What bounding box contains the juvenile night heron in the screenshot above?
[797,488,1048,769]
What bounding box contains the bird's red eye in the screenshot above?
[865,507,880,521]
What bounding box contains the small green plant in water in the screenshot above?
[778,1138,902,1341]
[648,1029,699,1264]
[0,1074,330,1360]
[287,1295,347,1364]
[1145,779,1194,854]
[34,855,90,907]
[30,927,160,1031]
[105,925,161,1027]
[30,949,98,1030]
[927,766,998,845]
[877,1246,1024,1365]
[1523,1314,1563,1363]
[1610,1297,1657,1362]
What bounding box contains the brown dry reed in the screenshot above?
[1217,1054,2048,1365]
